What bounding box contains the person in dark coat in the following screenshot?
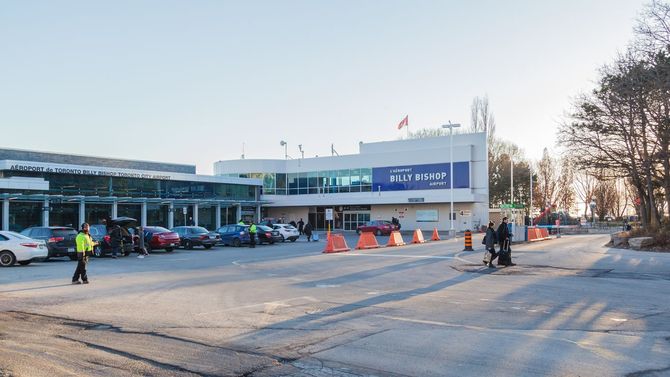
[297,218,305,235]
[496,217,516,266]
[303,222,313,241]
[110,224,122,259]
[482,221,498,268]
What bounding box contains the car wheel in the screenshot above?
[185,240,193,250]
[18,260,31,266]
[145,243,152,253]
[232,238,241,247]
[270,240,275,244]
[281,235,285,242]
[93,246,103,258]
[0,251,16,267]
[290,238,296,242]
[204,245,212,249]
[375,229,382,236]
[165,247,174,252]
[68,253,78,261]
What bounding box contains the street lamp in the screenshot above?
[280,140,288,160]
[298,144,304,159]
[442,121,461,237]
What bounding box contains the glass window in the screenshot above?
[361,168,372,184]
[350,168,361,186]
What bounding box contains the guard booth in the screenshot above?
[500,203,525,242]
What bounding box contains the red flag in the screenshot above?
[397,115,408,130]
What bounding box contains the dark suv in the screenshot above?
[20,226,78,260]
[171,226,221,249]
[89,217,138,257]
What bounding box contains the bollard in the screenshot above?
[463,230,473,251]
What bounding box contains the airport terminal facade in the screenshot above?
[215,133,489,232]
[0,149,262,232]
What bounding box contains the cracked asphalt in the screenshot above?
[0,233,669,376]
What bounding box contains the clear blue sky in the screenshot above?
[0,0,646,174]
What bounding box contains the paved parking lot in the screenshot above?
[1,233,669,376]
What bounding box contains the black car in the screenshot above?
[171,226,221,249]
[89,217,138,257]
[20,226,78,260]
[255,225,282,245]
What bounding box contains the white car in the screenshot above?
[0,231,48,267]
[272,224,300,242]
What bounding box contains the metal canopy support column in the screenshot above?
[236,205,242,222]
[112,201,118,219]
[42,198,50,227]
[141,201,147,227]
[215,203,221,229]
[193,203,199,226]
[256,204,261,223]
[168,202,174,229]
[79,200,86,228]
[2,200,9,231]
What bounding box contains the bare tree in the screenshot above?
[470,95,496,143]
[573,170,598,217]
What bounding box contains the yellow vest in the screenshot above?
[76,232,94,253]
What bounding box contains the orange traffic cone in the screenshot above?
[431,228,440,241]
[412,229,426,244]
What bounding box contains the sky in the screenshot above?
[0,0,648,174]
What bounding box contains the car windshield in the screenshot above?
[192,227,209,234]
[147,227,170,233]
[89,225,106,236]
[3,231,32,240]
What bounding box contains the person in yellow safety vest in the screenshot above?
[248,222,257,248]
[238,219,245,225]
[72,223,97,285]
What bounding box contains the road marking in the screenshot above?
[610,318,628,322]
[347,253,455,259]
[316,284,341,288]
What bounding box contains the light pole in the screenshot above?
[280,140,288,160]
[442,121,461,237]
[298,144,304,159]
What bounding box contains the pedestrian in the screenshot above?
[289,220,297,228]
[137,226,149,258]
[304,222,313,242]
[496,217,516,266]
[238,219,246,225]
[110,224,122,259]
[297,218,305,235]
[248,222,257,248]
[72,223,96,284]
[482,221,498,268]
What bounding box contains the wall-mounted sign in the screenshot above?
[372,162,469,192]
[416,209,439,222]
[325,208,333,221]
[408,198,425,203]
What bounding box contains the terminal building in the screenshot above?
[0,149,263,232]
[214,132,489,232]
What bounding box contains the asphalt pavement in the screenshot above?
[0,232,669,376]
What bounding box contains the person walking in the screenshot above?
[248,222,257,248]
[482,221,498,268]
[297,218,305,235]
[72,223,96,284]
[496,217,516,266]
[109,224,122,259]
[303,222,313,242]
[137,226,149,258]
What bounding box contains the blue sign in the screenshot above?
[372,162,469,191]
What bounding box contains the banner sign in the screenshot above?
[372,162,469,191]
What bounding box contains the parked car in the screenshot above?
[272,224,300,242]
[216,224,252,247]
[20,226,78,260]
[256,225,282,245]
[171,226,221,249]
[89,217,138,257]
[356,220,397,236]
[143,226,180,252]
[0,230,48,267]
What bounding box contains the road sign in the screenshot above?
[500,203,525,209]
[325,208,333,221]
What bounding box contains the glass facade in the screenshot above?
[9,201,41,232]
[85,204,112,225]
[50,202,79,228]
[147,204,169,228]
[4,171,256,201]
[228,168,372,196]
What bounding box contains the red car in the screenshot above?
[356,220,398,236]
[143,226,180,252]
